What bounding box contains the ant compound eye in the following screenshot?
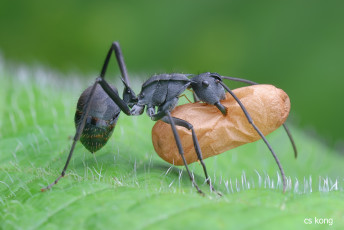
[202,80,209,87]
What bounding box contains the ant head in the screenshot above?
[190,72,226,106]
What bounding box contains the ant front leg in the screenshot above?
[221,76,297,158]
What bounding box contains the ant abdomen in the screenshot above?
[74,84,120,153]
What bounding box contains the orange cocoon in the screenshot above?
[151,84,290,165]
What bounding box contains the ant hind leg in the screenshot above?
[41,81,99,191]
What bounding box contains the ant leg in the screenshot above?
[165,111,205,195]
[162,116,222,196]
[150,99,205,194]
[221,76,297,158]
[185,88,200,103]
[100,41,129,84]
[192,92,200,103]
[218,81,287,192]
[41,81,99,191]
[99,41,137,105]
[281,124,297,158]
[97,77,131,115]
[41,42,135,191]
[178,94,193,103]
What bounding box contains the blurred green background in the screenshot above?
[0,0,343,148]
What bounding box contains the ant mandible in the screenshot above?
[41,41,296,195]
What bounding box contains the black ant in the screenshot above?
[41,42,296,195]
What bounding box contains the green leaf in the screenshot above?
[0,69,343,230]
